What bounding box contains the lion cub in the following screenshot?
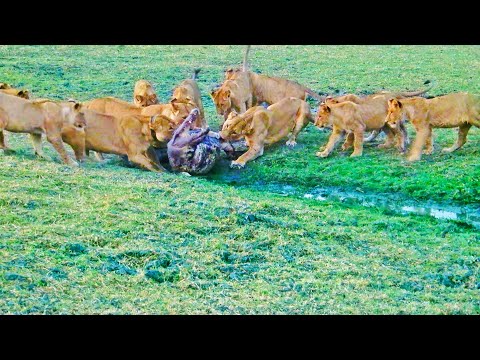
[315,98,404,158]
[220,97,313,168]
[386,93,480,161]
[133,80,158,107]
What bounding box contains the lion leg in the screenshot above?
[316,127,344,158]
[0,127,6,150]
[350,128,365,157]
[364,130,380,142]
[230,143,264,169]
[246,95,253,109]
[93,151,105,161]
[286,112,309,148]
[378,126,396,149]
[394,125,407,153]
[29,133,49,159]
[341,132,354,151]
[442,123,472,153]
[46,133,78,167]
[146,147,166,172]
[423,127,434,155]
[128,154,161,172]
[400,122,410,146]
[0,111,12,152]
[407,124,429,162]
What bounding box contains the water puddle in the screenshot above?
[254,183,480,229]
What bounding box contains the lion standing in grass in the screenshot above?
[386,93,480,161]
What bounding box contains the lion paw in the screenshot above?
[286,140,297,148]
[230,161,245,169]
[442,147,455,153]
[316,151,329,158]
[407,155,421,162]
[350,152,362,157]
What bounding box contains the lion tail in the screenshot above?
[243,45,251,72]
[304,87,325,102]
[398,79,436,97]
[192,69,201,80]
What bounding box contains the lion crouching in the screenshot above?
[219,97,313,168]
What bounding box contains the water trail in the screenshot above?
[256,183,480,229]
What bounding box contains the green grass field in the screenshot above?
[1,45,479,314]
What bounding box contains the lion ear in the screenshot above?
[321,105,331,113]
[135,95,144,103]
[170,98,179,111]
[18,90,29,98]
[388,98,402,108]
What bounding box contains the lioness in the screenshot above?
[84,96,196,161]
[172,69,206,127]
[220,97,313,168]
[386,93,480,161]
[61,104,167,172]
[85,96,198,128]
[0,93,86,166]
[133,80,158,107]
[314,99,404,158]
[214,46,322,124]
[324,82,433,142]
[210,73,254,125]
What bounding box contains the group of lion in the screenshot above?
[1,46,479,172]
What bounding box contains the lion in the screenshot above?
[214,46,322,125]
[83,96,197,161]
[219,97,313,168]
[61,104,169,172]
[133,80,158,107]
[314,98,405,158]
[85,96,198,128]
[0,93,86,166]
[386,93,480,161]
[171,69,206,127]
[323,82,433,143]
[210,73,254,125]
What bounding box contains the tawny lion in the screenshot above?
[0,93,86,166]
[210,74,254,125]
[386,93,480,161]
[314,99,405,158]
[324,82,433,143]
[213,46,322,124]
[172,69,206,127]
[220,97,313,168]
[83,96,197,161]
[61,104,168,172]
[85,96,199,128]
[133,80,158,107]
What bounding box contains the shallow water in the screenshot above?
[256,183,480,229]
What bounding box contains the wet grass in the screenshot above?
[1,45,479,314]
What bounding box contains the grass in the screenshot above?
[0,45,479,314]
